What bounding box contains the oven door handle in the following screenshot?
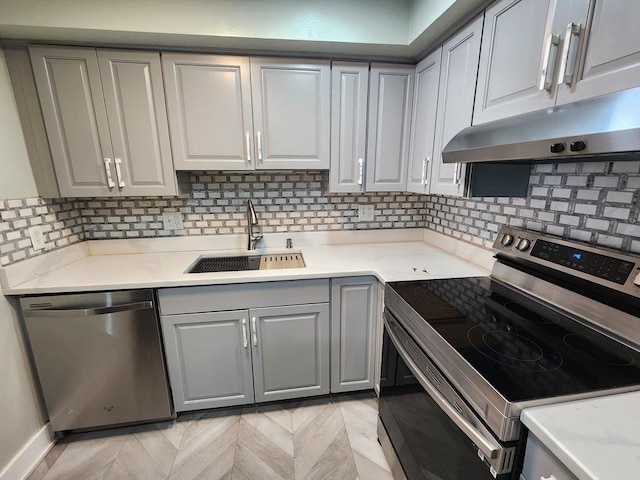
[385,317,503,461]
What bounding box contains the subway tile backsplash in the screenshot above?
[1,161,638,266]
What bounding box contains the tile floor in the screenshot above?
[27,392,394,480]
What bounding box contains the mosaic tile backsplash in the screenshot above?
[1,161,639,266]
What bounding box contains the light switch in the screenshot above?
[28,226,45,250]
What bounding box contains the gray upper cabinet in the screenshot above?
[30,46,176,197]
[251,304,330,403]
[250,58,331,170]
[555,0,640,105]
[161,310,255,412]
[430,16,483,197]
[162,54,254,171]
[406,49,442,194]
[331,277,378,393]
[474,0,640,125]
[366,63,414,192]
[329,62,369,193]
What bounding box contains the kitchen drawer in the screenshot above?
[158,279,330,315]
[521,434,578,480]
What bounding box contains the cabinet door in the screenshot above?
[98,50,176,196]
[162,53,254,171]
[161,311,254,412]
[556,0,640,105]
[331,277,378,393]
[329,62,369,193]
[430,17,483,197]
[474,0,558,125]
[407,50,441,194]
[366,64,414,192]
[29,46,115,197]
[251,304,330,403]
[250,58,330,170]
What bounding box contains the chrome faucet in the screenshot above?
[247,199,263,250]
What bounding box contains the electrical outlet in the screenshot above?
[28,225,45,250]
[162,212,184,230]
[357,205,374,222]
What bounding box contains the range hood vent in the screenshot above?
[442,87,640,164]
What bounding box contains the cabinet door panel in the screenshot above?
[556,0,640,104]
[30,46,114,197]
[162,54,254,170]
[161,311,254,411]
[430,17,482,197]
[330,62,369,193]
[407,50,441,194]
[251,58,330,170]
[474,0,557,125]
[366,64,414,192]
[252,304,329,403]
[98,50,175,195]
[331,277,377,393]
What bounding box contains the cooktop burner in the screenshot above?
[387,277,640,402]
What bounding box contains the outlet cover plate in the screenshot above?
[357,205,374,222]
[162,212,184,230]
[28,225,45,250]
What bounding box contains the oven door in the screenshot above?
[379,309,518,480]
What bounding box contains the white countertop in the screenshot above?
[521,391,640,480]
[0,229,493,295]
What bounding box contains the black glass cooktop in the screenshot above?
[387,278,640,402]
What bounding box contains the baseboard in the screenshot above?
[0,423,54,480]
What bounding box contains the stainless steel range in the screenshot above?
[378,226,640,480]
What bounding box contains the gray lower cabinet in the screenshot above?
[330,277,378,393]
[158,280,330,412]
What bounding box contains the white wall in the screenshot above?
[409,0,457,41]
[0,48,45,474]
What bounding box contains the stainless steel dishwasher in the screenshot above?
[20,290,173,432]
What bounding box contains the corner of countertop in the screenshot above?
[421,229,495,272]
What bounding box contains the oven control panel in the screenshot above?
[493,226,640,296]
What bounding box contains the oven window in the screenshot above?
[379,327,511,480]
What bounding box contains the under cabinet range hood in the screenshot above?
[442,87,640,164]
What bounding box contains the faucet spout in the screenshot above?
[247,199,263,250]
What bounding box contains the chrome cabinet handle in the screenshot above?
[241,318,248,348]
[421,156,430,185]
[103,158,115,188]
[256,131,263,164]
[559,23,583,87]
[453,162,462,185]
[114,158,125,188]
[384,315,504,463]
[245,132,252,165]
[251,316,258,347]
[539,34,560,92]
[357,158,364,185]
[23,301,153,317]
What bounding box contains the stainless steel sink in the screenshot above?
[187,253,305,273]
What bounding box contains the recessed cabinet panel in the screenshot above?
[30,47,114,197]
[431,17,482,197]
[251,58,330,170]
[162,54,253,170]
[330,62,369,192]
[252,304,330,403]
[556,0,640,104]
[366,64,414,192]
[161,311,255,411]
[474,0,557,125]
[98,51,175,195]
[407,49,441,194]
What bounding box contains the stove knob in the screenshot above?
[500,234,514,247]
[516,238,531,252]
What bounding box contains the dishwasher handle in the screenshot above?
[23,301,153,317]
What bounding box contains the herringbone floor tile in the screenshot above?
[27,393,392,480]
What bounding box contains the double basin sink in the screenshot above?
[187,252,305,273]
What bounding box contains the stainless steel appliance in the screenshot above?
[20,290,173,432]
[378,226,640,479]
